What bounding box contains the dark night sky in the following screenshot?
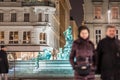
[70,0,83,27]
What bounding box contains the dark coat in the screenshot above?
[0,50,9,73]
[69,38,95,80]
[96,36,120,80]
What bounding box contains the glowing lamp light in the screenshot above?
[108,10,111,13]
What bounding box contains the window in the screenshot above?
[0,31,4,44]
[116,30,118,39]
[24,13,30,22]
[11,0,16,2]
[94,6,102,19]
[109,0,120,2]
[11,13,17,22]
[92,0,103,2]
[23,31,31,44]
[95,30,101,44]
[45,14,49,22]
[0,13,3,22]
[112,7,119,19]
[0,0,3,2]
[38,13,42,22]
[9,31,18,44]
[39,33,46,44]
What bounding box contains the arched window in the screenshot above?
[38,13,42,22]
[45,14,49,22]
[0,13,3,22]
[112,7,119,19]
[39,33,47,44]
[95,29,101,44]
[24,13,30,22]
[0,31,4,44]
[11,13,17,22]
[9,31,18,44]
[116,29,119,39]
[23,31,31,44]
[94,6,102,19]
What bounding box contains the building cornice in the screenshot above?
[65,0,72,10]
[85,22,120,24]
[59,0,72,10]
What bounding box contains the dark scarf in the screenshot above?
[79,37,89,43]
[106,36,116,41]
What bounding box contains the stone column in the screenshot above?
[31,27,39,44]
[5,31,9,44]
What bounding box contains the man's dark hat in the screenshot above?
[1,45,6,48]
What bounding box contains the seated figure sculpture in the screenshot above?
[57,26,73,60]
[35,49,51,68]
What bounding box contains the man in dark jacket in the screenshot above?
[0,45,9,80]
[96,25,120,80]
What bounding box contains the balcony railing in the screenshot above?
[22,0,55,7]
[92,0,103,2]
[92,0,120,2]
[0,22,49,26]
[0,2,21,7]
[109,0,120,2]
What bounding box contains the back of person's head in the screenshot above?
[1,45,6,51]
[1,45,5,49]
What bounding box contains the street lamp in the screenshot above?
[108,0,111,24]
[108,9,111,13]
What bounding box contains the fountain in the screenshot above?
[8,26,74,79]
